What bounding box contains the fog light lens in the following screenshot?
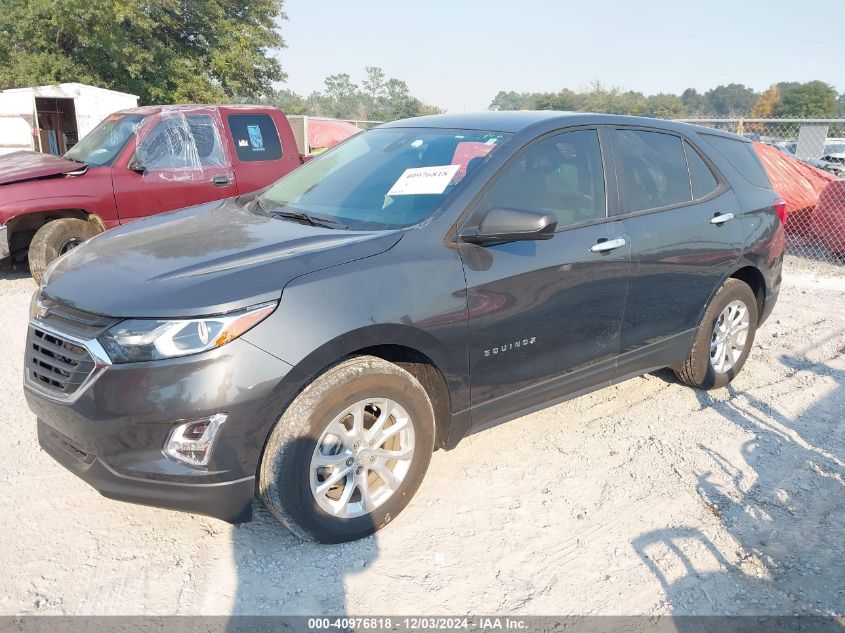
[164,414,227,467]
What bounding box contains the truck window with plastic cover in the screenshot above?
[134,109,230,180]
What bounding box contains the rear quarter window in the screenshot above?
[701,134,772,189]
[228,114,283,162]
[684,141,719,199]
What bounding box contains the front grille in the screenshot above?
[26,327,96,396]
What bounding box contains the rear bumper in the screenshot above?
[38,419,255,522]
[0,224,9,260]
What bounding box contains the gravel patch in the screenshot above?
[0,263,842,616]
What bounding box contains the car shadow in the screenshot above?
[0,265,33,283]
[225,435,380,624]
[633,345,844,620]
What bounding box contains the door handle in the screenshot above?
[590,237,626,253]
[212,175,233,186]
[709,212,735,225]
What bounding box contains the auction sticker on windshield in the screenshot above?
[387,164,461,196]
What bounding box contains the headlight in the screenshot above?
[99,301,277,363]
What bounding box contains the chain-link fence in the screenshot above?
[675,118,845,267]
[287,115,381,156]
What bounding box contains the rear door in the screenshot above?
[609,127,743,363]
[112,113,236,222]
[461,128,631,428]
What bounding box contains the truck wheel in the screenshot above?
[28,218,99,284]
[259,355,435,543]
[674,278,759,390]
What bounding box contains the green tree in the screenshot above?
[581,82,647,115]
[305,67,440,121]
[307,73,364,119]
[775,81,838,118]
[704,83,758,116]
[645,93,686,119]
[263,88,307,115]
[533,89,583,111]
[489,90,535,110]
[0,0,286,104]
[681,88,706,115]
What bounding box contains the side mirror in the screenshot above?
[127,156,146,174]
[460,207,557,244]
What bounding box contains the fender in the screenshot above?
[0,166,119,228]
[241,236,473,449]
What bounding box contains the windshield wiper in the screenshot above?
[252,197,346,229]
[270,209,347,230]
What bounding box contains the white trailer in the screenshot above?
[0,82,138,156]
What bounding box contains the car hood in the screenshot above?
[43,198,403,318]
[0,151,84,186]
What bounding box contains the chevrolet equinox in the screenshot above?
[25,112,784,543]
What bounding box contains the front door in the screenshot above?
[460,129,630,429]
[112,113,236,223]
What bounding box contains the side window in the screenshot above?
[228,114,283,162]
[614,130,691,213]
[701,133,772,189]
[684,141,719,199]
[136,115,226,170]
[479,129,606,229]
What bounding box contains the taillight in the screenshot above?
[773,198,787,224]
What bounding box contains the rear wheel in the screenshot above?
[28,218,99,284]
[674,278,759,390]
[259,355,435,543]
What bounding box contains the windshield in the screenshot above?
[65,113,146,166]
[257,127,510,230]
[824,143,845,155]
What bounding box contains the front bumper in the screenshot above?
[38,419,257,522]
[0,224,9,260]
[25,336,295,523]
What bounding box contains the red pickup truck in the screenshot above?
[0,104,306,282]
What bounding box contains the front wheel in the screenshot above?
[259,356,435,543]
[674,278,759,390]
[28,218,100,284]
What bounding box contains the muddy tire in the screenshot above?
[675,278,759,390]
[28,218,99,284]
[259,355,435,543]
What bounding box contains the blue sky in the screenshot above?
[276,0,844,113]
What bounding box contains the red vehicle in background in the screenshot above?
[753,142,845,255]
[0,105,307,282]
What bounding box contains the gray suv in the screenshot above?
[25,112,784,543]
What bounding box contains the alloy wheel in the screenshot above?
[710,299,750,373]
[310,398,415,518]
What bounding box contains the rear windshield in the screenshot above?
[701,134,772,189]
[258,127,510,230]
[65,113,146,166]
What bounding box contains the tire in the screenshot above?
[674,278,759,390]
[259,355,435,543]
[28,218,99,284]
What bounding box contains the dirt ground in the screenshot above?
[0,259,843,617]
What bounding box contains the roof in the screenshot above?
[0,82,138,99]
[118,104,273,116]
[382,110,748,141]
[381,111,576,132]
